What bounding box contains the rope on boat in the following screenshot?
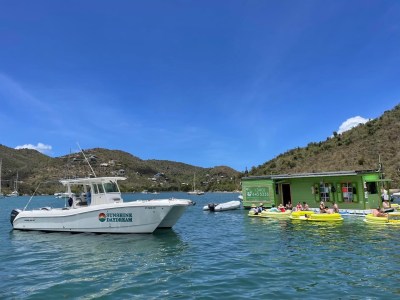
[22,179,61,211]
[23,182,42,211]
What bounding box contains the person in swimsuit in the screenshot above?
[372,206,388,217]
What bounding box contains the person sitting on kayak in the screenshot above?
[295,202,303,211]
[332,202,339,213]
[382,199,394,213]
[372,206,388,217]
[278,204,286,212]
[319,201,326,213]
[303,202,310,211]
[250,204,258,214]
[269,204,280,212]
[320,202,334,214]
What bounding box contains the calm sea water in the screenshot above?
[1,193,399,299]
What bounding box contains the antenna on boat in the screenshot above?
[77,142,97,177]
[64,147,72,180]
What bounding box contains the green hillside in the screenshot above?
[0,146,241,195]
[250,104,400,187]
[1,104,399,195]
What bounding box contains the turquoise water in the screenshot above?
[1,193,399,299]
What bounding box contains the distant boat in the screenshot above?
[7,191,19,197]
[7,172,19,197]
[188,190,205,195]
[188,174,204,195]
[54,192,75,199]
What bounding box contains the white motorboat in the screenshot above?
[203,200,241,212]
[10,176,193,233]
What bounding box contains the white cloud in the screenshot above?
[337,116,370,134]
[15,143,52,154]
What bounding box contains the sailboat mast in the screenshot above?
[15,171,18,192]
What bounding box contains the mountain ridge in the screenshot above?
[249,104,400,187]
[0,145,241,195]
[1,104,399,194]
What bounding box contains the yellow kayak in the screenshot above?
[248,210,262,217]
[364,213,400,225]
[260,210,292,219]
[297,213,343,222]
[290,210,315,220]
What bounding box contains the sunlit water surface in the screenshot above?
[1,193,399,299]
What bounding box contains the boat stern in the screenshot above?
[10,209,21,226]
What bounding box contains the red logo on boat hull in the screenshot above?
[98,213,106,222]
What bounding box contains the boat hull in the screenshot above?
[158,205,188,228]
[151,199,192,228]
[12,203,172,233]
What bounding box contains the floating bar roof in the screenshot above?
[242,170,379,181]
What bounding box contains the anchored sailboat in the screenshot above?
[187,174,204,195]
[7,172,19,197]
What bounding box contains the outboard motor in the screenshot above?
[208,203,216,212]
[10,209,21,225]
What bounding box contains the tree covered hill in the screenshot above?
[249,104,400,187]
[0,145,241,195]
[1,104,399,195]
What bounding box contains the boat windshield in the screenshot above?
[104,181,119,193]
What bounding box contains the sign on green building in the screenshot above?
[244,187,270,201]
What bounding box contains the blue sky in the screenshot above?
[1,1,399,171]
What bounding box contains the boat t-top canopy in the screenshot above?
[59,177,127,186]
[59,177,127,206]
